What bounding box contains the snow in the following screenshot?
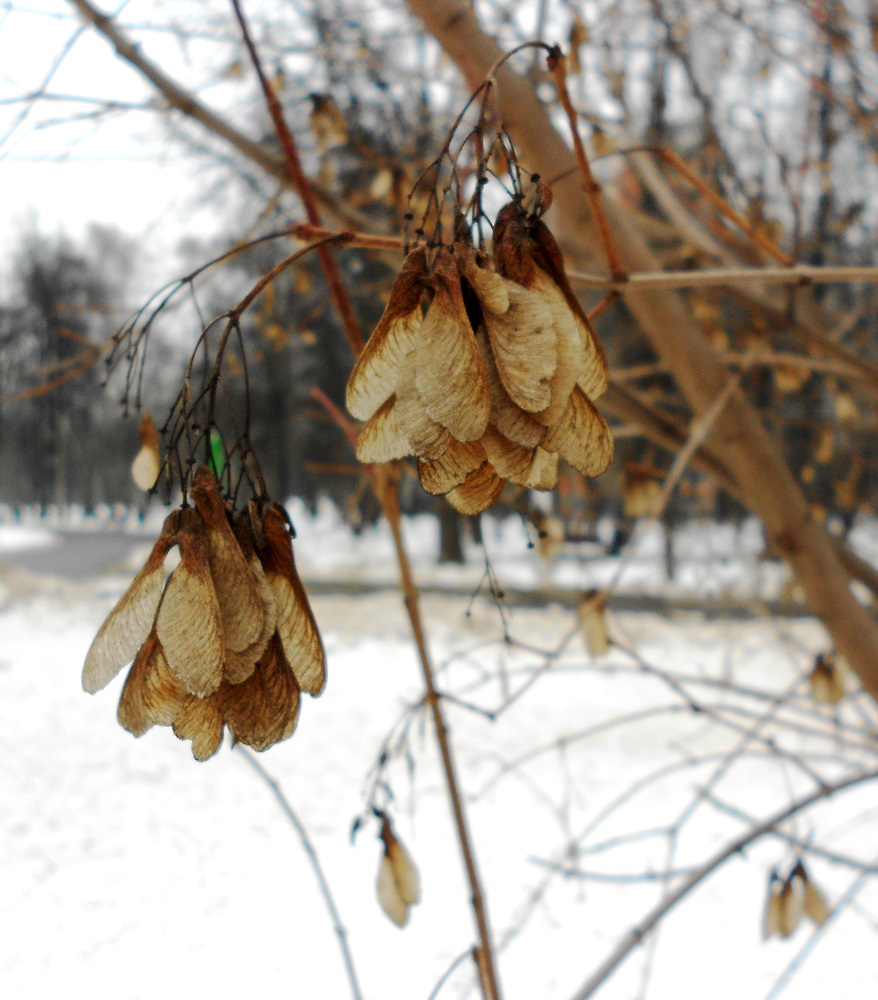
[2,515,878,1000]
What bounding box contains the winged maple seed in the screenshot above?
[345,196,614,514]
[82,466,324,760]
[375,810,421,928]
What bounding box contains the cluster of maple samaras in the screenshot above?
[346,202,613,513]
[82,467,325,760]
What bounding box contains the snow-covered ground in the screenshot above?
[2,510,878,1000]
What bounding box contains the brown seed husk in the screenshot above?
[543,387,614,477]
[191,466,265,656]
[117,630,188,735]
[346,248,427,420]
[356,395,411,463]
[413,250,490,442]
[173,693,225,761]
[455,244,510,314]
[222,634,300,751]
[417,440,486,495]
[82,512,179,694]
[156,508,225,699]
[260,505,326,696]
[446,462,504,515]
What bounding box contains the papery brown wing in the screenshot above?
[446,462,504,515]
[543,387,614,477]
[192,467,264,655]
[223,635,300,751]
[82,514,178,694]
[396,354,451,459]
[417,440,486,495]
[260,506,326,696]
[172,693,225,761]
[223,514,279,684]
[475,328,545,449]
[356,395,412,463]
[346,248,427,420]
[484,282,556,412]
[156,510,225,698]
[414,251,489,442]
[376,813,421,927]
[481,426,534,485]
[117,630,188,735]
[531,275,583,426]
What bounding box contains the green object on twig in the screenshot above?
[206,428,225,478]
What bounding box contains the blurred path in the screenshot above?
[0,529,151,581]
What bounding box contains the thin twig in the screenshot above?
[234,746,364,1000]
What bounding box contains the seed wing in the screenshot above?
[484,282,556,412]
[346,250,426,420]
[543,387,614,477]
[414,260,489,442]
[445,462,504,515]
[172,694,225,761]
[260,506,326,696]
[192,467,264,655]
[117,631,188,735]
[82,525,175,694]
[356,395,412,463]
[223,635,301,751]
[396,355,451,459]
[156,518,225,698]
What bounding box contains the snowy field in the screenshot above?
[2,508,878,1000]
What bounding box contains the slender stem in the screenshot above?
[235,746,364,1000]
[376,467,501,1000]
[547,47,626,282]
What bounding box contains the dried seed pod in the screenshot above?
[763,867,806,939]
[131,412,161,491]
[446,462,505,515]
[808,653,845,705]
[578,589,609,656]
[375,811,421,927]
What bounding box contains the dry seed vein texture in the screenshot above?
[82,466,324,760]
[346,199,614,513]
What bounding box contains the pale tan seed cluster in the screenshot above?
[346,200,613,513]
[82,466,325,760]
